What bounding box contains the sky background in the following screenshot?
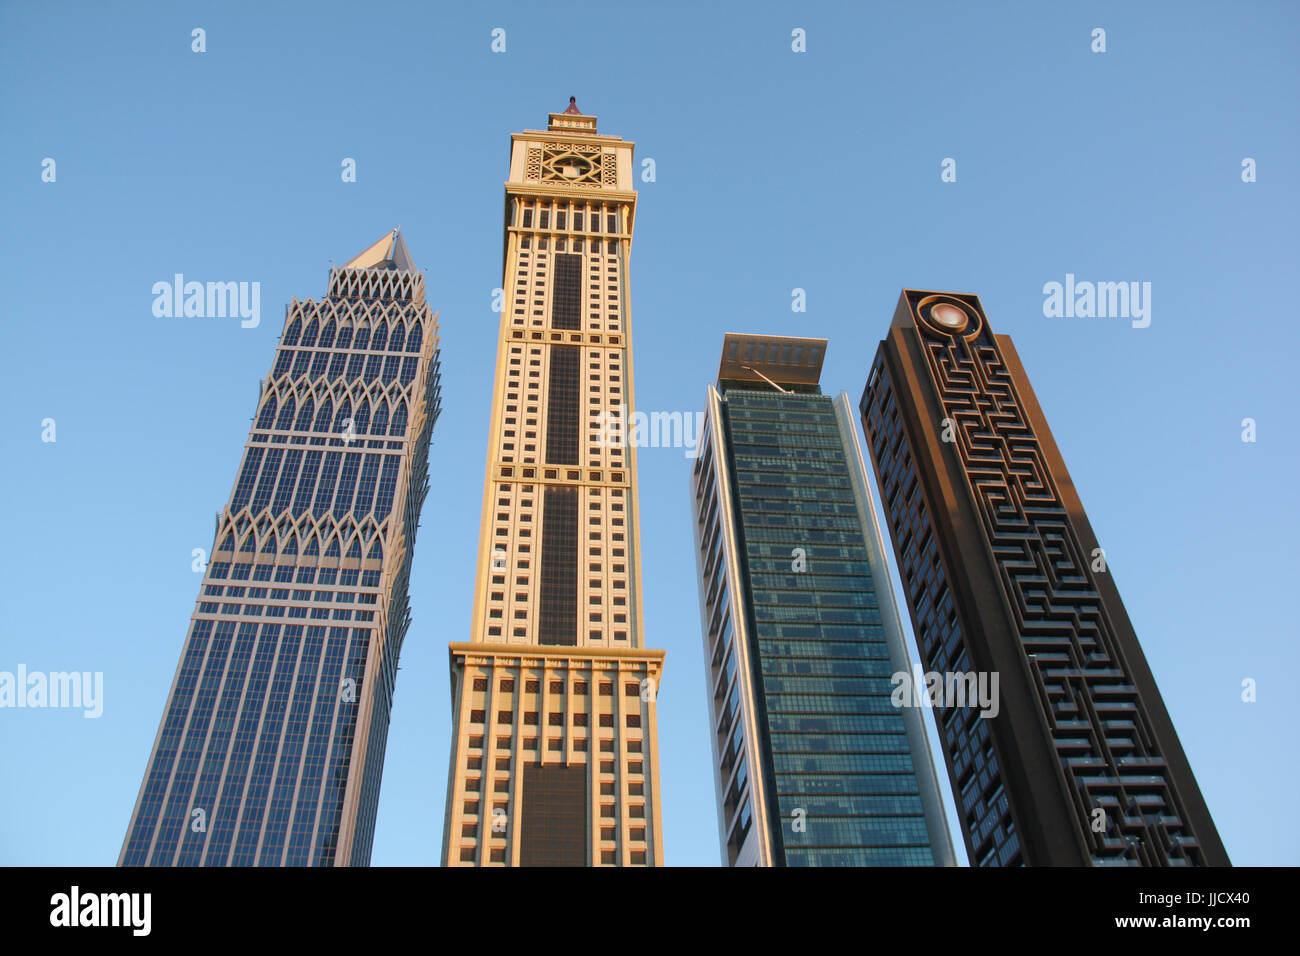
[1,0,1296,867]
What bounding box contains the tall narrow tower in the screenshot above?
[688,334,954,866]
[120,231,442,866]
[860,289,1228,866]
[441,101,665,866]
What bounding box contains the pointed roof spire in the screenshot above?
[342,229,414,271]
[549,98,597,133]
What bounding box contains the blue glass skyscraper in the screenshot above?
[688,334,953,866]
[119,232,441,866]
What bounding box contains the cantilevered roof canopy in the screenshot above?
[717,333,827,389]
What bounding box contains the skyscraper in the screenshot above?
[859,289,1228,866]
[688,333,954,866]
[440,101,665,866]
[120,231,442,866]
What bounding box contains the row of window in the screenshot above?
[472,679,642,695]
[465,734,644,754]
[517,201,620,235]
[202,585,379,605]
[281,317,424,353]
[254,394,410,438]
[468,710,644,728]
[207,562,382,589]
[196,603,375,621]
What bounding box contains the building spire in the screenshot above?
[342,229,414,271]
[549,97,597,133]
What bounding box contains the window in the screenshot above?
[552,254,582,330]
[538,484,578,645]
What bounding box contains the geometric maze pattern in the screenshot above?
[526,143,617,189]
[863,293,1209,866]
[914,315,1204,866]
[863,362,1019,866]
[120,246,441,866]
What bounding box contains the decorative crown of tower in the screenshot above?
[549,96,597,133]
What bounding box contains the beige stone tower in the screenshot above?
[440,100,665,866]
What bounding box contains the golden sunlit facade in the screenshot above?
[440,102,665,866]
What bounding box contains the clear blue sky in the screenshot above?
[2,0,1296,866]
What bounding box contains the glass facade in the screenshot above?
[691,348,951,867]
[120,235,441,866]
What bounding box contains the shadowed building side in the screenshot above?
[859,289,1228,866]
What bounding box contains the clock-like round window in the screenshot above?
[931,303,966,330]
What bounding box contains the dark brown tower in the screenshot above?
[859,290,1228,866]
